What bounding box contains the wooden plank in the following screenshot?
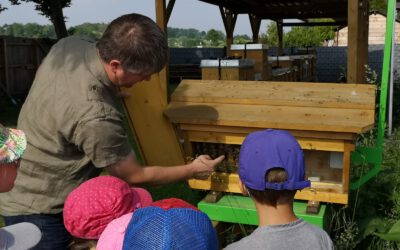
[342,142,352,193]
[165,102,375,134]
[171,80,376,110]
[295,189,348,204]
[186,130,351,152]
[122,73,185,166]
[180,124,357,140]
[188,173,348,204]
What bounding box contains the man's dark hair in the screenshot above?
[247,168,296,207]
[97,13,168,74]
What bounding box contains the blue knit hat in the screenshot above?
[239,129,310,191]
[122,206,218,250]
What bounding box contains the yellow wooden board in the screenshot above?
[179,124,357,140]
[185,130,352,152]
[188,173,348,204]
[122,73,184,166]
[165,102,375,133]
[171,80,376,110]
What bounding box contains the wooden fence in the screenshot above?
[0,36,55,97]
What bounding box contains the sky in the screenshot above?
[0,0,271,36]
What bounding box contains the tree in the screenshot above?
[205,29,225,46]
[233,34,252,44]
[68,23,107,39]
[3,0,71,39]
[259,20,336,48]
[370,0,387,13]
[259,23,279,46]
[0,23,56,38]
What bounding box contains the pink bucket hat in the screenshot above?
[63,175,152,239]
[96,198,201,250]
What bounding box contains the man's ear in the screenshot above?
[238,179,248,196]
[109,60,122,73]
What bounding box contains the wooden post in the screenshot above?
[155,0,168,97]
[249,14,261,43]
[3,38,9,94]
[120,0,184,166]
[347,0,369,83]
[219,6,237,53]
[277,20,284,56]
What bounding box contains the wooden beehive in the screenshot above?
[270,55,316,82]
[228,44,271,80]
[200,59,255,80]
[164,80,376,205]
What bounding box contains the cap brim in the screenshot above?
[0,222,41,249]
[131,187,153,208]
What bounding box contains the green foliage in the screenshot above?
[0,22,233,48]
[67,23,107,39]
[374,219,400,242]
[259,23,278,47]
[260,20,336,48]
[370,0,387,14]
[0,22,56,38]
[205,28,226,47]
[233,34,252,44]
[168,27,205,39]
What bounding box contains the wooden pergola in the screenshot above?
[122,0,371,167]
[157,0,369,84]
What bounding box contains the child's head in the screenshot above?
[238,129,310,207]
[63,175,153,240]
[0,124,26,192]
[97,198,218,250]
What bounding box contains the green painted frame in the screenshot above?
[198,195,327,228]
[350,0,396,189]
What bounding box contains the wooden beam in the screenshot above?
[219,6,237,50]
[249,14,261,43]
[277,20,283,56]
[188,173,348,204]
[155,0,170,98]
[156,0,167,32]
[166,0,176,24]
[347,0,369,83]
[282,21,346,27]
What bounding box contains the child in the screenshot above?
[0,124,41,249]
[225,129,334,250]
[63,175,153,249]
[97,198,219,250]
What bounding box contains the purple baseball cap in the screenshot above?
[238,129,310,191]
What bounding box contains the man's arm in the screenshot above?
[106,153,224,185]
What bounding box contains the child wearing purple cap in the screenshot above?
[225,129,334,250]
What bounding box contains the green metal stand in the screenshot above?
[350,0,396,189]
[198,195,327,229]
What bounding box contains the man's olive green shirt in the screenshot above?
[0,37,132,215]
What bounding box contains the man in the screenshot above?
[0,13,224,250]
